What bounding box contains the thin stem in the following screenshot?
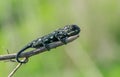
[0,35,79,61]
[8,58,27,77]
[8,63,22,77]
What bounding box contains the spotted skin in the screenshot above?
[16,25,80,63]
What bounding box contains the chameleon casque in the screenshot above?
[16,25,80,63]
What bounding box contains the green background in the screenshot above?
[0,0,120,77]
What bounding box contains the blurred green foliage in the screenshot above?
[0,0,120,77]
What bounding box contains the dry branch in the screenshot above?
[0,35,79,61]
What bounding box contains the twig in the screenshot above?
[0,35,79,61]
[6,49,16,62]
[8,58,27,77]
[8,63,22,77]
[8,58,28,77]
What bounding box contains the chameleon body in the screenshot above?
[16,25,80,63]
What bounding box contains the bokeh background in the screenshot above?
[0,0,120,77]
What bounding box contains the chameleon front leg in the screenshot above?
[54,31,68,44]
[57,37,68,44]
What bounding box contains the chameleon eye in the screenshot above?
[71,25,80,31]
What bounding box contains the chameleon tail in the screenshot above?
[16,44,31,63]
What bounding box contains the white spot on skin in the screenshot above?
[60,32,62,34]
[33,42,36,44]
[50,36,53,39]
[38,39,41,41]
[45,39,48,41]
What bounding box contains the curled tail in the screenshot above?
[16,44,31,63]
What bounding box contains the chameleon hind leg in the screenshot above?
[41,39,50,51]
[32,38,50,51]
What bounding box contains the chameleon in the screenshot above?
[16,24,80,63]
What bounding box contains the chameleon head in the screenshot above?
[64,24,80,36]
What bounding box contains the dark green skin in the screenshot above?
[16,25,80,63]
